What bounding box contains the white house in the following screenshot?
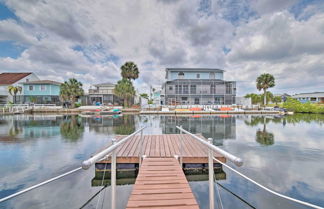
[292,92,324,104]
[0,72,39,104]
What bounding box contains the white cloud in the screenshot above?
[0,0,323,95]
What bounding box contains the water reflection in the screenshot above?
[85,115,135,135]
[0,114,324,209]
[160,115,236,145]
[60,115,84,142]
[245,116,275,146]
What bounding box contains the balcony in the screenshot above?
[89,89,114,95]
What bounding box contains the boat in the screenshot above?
[80,108,121,117]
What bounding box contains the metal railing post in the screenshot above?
[139,129,144,167]
[179,125,183,167]
[208,138,214,209]
[111,138,117,209]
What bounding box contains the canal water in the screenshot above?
[0,114,323,209]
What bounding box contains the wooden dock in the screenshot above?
[98,134,225,164]
[126,157,199,209]
[94,134,226,209]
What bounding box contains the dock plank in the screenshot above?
[97,134,226,164]
[126,158,199,209]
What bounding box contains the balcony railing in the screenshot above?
[89,89,114,94]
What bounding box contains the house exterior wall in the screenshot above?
[0,73,39,104]
[88,84,123,105]
[23,84,60,96]
[162,79,236,105]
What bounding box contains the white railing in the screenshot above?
[176,126,324,209]
[0,127,146,205]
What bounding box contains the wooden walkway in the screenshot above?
[126,157,199,209]
[98,134,225,164]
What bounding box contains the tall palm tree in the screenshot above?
[60,78,84,108]
[256,73,275,105]
[114,79,135,107]
[121,61,139,80]
[8,86,22,104]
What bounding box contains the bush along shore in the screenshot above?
[283,98,324,114]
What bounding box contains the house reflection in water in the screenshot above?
[160,115,236,145]
[85,115,135,135]
[0,115,63,141]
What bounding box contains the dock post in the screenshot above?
[179,125,183,167]
[208,138,214,209]
[111,138,117,209]
[139,129,144,167]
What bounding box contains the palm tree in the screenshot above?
[8,85,22,104]
[114,79,135,107]
[256,73,275,105]
[60,78,84,108]
[121,61,139,80]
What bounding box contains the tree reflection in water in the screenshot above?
[113,115,135,135]
[60,115,84,141]
[245,116,275,146]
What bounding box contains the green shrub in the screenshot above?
[283,98,324,114]
[74,103,81,108]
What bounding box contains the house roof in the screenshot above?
[0,73,32,85]
[165,68,224,79]
[20,80,62,85]
[166,68,224,72]
[292,92,324,98]
[93,82,115,87]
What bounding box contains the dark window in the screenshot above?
[210,84,215,94]
[190,85,196,94]
[194,98,199,104]
[29,85,33,91]
[183,85,188,94]
[226,83,232,94]
[209,72,215,79]
[196,74,200,78]
[175,85,182,94]
[178,72,184,79]
[169,86,173,91]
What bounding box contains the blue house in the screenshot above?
[21,80,62,105]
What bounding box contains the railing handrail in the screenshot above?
[176,126,243,166]
[81,126,146,169]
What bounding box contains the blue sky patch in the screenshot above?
[0,2,18,20]
[290,0,323,20]
[0,41,26,58]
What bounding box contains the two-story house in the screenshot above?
[161,68,236,105]
[88,83,122,105]
[21,80,62,105]
[0,72,39,104]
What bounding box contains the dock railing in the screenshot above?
[0,126,146,206]
[176,126,324,209]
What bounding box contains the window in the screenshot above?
[40,85,46,91]
[194,98,200,104]
[226,83,232,94]
[190,85,196,94]
[210,84,215,94]
[209,72,215,79]
[178,72,184,79]
[26,79,29,82]
[310,97,317,101]
[183,85,189,94]
[169,86,173,91]
[196,74,200,78]
[29,85,33,91]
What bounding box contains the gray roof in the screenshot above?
[292,92,324,98]
[20,80,62,85]
[93,82,115,87]
[166,68,224,72]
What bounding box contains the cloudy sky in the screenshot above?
[0,0,323,95]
